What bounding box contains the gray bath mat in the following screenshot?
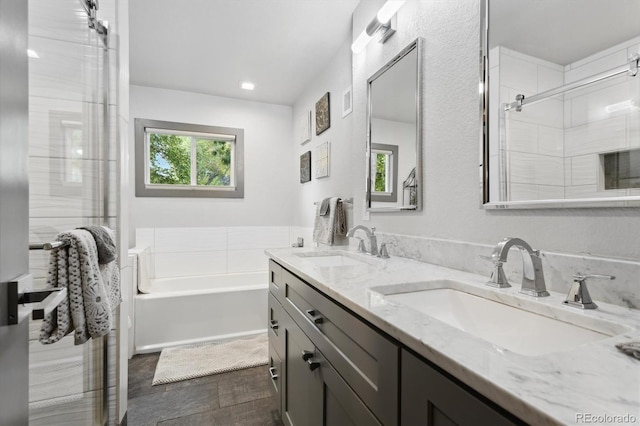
[152,333,268,385]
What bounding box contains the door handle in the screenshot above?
[269,320,279,330]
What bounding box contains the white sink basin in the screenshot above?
[370,280,630,356]
[294,251,372,267]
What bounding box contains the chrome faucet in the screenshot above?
[563,273,615,309]
[346,225,378,256]
[487,237,549,297]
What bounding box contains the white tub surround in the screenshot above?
[266,246,640,426]
[134,272,267,353]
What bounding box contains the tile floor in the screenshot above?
[127,353,283,426]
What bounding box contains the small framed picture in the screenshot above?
[300,151,311,183]
[315,92,330,135]
[342,86,352,118]
[315,141,330,179]
[297,110,311,145]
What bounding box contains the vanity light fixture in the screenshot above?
[351,1,405,53]
[240,81,255,91]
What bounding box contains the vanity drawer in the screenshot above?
[281,268,399,426]
[269,259,284,302]
[268,292,286,359]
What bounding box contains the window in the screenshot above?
[135,119,244,198]
[370,143,398,202]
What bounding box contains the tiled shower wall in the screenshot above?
[27,1,119,425]
[490,37,640,201]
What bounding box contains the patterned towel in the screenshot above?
[313,197,347,246]
[39,229,121,345]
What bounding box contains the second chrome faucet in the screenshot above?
[487,237,549,297]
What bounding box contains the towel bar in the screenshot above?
[313,197,353,205]
[29,240,70,251]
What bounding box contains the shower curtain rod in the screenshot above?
[505,53,639,112]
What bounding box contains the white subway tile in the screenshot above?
[228,226,290,250]
[228,249,270,273]
[154,251,227,278]
[509,152,564,186]
[565,50,628,83]
[154,227,227,253]
[135,228,154,250]
[506,119,538,153]
[565,116,627,157]
[499,54,538,94]
[537,65,563,92]
[537,185,565,200]
[509,183,539,201]
[570,155,598,186]
[538,126,564,157]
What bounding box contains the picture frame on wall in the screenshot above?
[300,151,311,183]
[297,110,311,145]
[315,92,330,135]
[342,86,352,118]
[315,141,330,179]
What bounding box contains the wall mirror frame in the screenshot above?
[480,0,640,209]
[366,38,422,212]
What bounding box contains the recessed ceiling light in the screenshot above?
[240,81,255,91]
[27,49,39,59]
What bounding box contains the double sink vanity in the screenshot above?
[265,241,640,425]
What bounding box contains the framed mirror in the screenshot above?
[481,0,640,208]
[367,38,422,212]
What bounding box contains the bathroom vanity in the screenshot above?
[266,247,640,426]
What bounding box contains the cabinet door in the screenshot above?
[282,268,398,426]
[268,343,283,416]
[401,350,522,426]
[283,321,322,426]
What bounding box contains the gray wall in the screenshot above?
[346,0,640,261]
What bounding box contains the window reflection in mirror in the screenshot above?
[367,39,422,211]
[371,144,398,202]
[482,0,640,208]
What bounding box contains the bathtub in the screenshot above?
[134,272,268,353]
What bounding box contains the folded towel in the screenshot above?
[39,229,121,345]
[78,225,116,264]
[615,341,640,360]
[313,197,347,246]
[319,198,331,216]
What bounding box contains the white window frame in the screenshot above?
[135,118,244,198]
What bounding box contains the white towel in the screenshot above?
[39,229,121,345]
[313,197,347,246]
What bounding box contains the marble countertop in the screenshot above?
[265,246,640,426]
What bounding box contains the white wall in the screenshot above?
[345,0,640,260]
[129,85,294,245]
[292,40,355,230]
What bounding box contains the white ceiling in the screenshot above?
[129,0,360,106]
[490,0,640,65]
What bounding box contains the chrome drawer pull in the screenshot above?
[305,309,324,324]
[269,367,278,380]
[301,350,314,361]
[269,320,279,330]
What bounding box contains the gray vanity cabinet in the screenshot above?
[283,319,382,426]
[268,261,397,426]
[401,350,523,426]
